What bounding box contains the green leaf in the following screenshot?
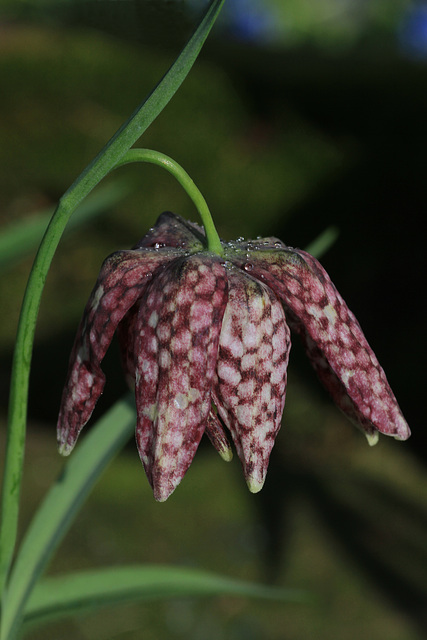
[304,225,339,258]
[61,0,227,208]
[0,395,136,640]
[24,565,306,628]
[0,181,129,271]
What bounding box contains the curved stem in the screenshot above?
[114,149,223,255]
[0,198,72,599]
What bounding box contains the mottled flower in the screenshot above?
[57,212,410,501]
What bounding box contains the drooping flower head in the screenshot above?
[57,212,410,501]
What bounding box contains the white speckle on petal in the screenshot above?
[261,383,271,404]
[238,379,256,399]
[324,304,338,324]
[340,369,354,388]
[174,393,189,410]
[242,323,258,349]
[270,361,287,385]
[157,322,171,342]
[189,387,201,403]
[241,353,256,371]
[148,311,159,328]
[236,404,253,428]
[251,295,264,320]
[174,388,200,411]
[217,362,241,386]
[77,343,89,362]
[91,285,104,312]
[159,349,171,369]
[142,403,158,421]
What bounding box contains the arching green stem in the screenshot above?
[115,149,223,255]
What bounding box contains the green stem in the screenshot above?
[0,0,225,600]
[0,198,73,597]
[115,149,223,255]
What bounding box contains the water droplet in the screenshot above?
[154,242,165,249]
[244,262,254,272]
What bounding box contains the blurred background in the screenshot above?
[0,0,426,638]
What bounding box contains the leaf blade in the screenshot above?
[24,565,307,628]
[0,181,129,271]
[1,395,136,640]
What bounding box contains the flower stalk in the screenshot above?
[114,149,223,255]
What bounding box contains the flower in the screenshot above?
[57,212,410,501]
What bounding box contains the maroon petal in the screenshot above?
[57,248,181,454]
[213,268,291,493]
[116,302,139,390]
[133,211,205,250]
[204,410,233,462]
[134,254,228,501]
[239,247,410,442]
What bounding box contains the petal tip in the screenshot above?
[246,477,265,494]
[58,439,73,456]
[153,483,175,503]
[154,493,169,503]
[394,428,411,442]
[218,445,233,462]
[365,430,380,447]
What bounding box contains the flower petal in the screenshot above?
[57,248,181,455]
[239,246,410,442]
[116,302,139,390]
[133,211,205,250]
[134,254,228,501]
[213,268,290,493]
[205,410,233,462]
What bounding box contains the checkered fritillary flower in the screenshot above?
[57,213,410,501]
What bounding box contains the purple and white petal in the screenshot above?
[133,211,205,250]
[57,248,180,454]
[213,268,291,493]
[240,247,410,442]
[205,410,233,462]
[134,254,228,501]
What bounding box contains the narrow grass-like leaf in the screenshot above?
[24,565,306,628]
[0,181,129,271]
[60,0,226,208]
[304,225,339,259]
[0,394,135,640]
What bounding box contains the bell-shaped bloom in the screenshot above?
[57,212,410,501]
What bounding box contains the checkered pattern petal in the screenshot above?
[241,247,410,442]
[57,248,180,454]
[133,211,205,250]
[134,254,228,501]
[213,268,291,493]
